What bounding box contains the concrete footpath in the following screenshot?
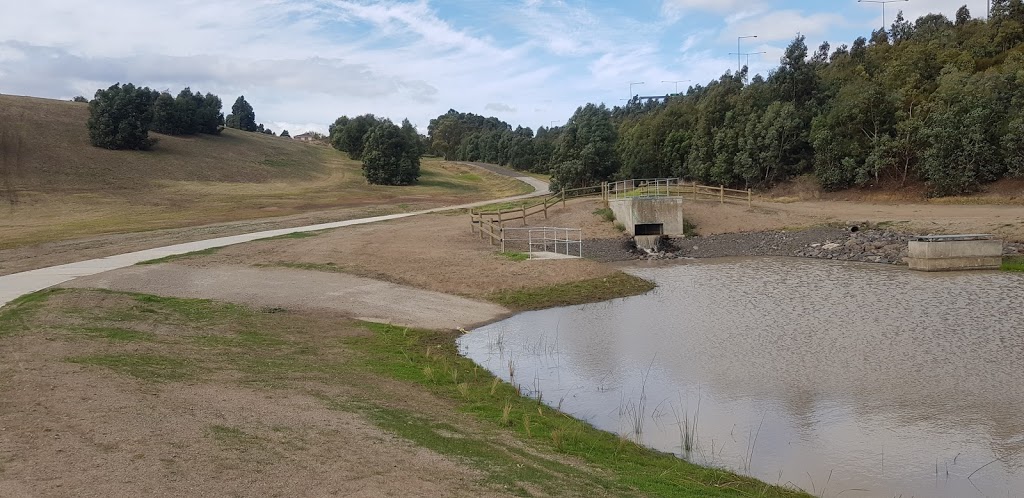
[0,166,549,308]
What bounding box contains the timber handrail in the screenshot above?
[470,179,753,236]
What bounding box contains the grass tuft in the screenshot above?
[347,322,808,497]
[1002,256,1024,272]
[0,288,64,336]
[500,251,530,262]
[136,248,220,265]
[67,353,201,382]
[593,208,616,222]
[488,272,655,311]
[257,230,325,241]
[71,326,155,342]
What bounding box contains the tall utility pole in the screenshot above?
[858,0,909,29]
[737,35,757,71]
[661,80,690,94]
[629,81,645,98]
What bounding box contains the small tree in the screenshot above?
[72,96,89,103]
[362,121,420,185]
[87,83,157,150]
[280,130,291,138]
[230,96,257,132]
[150,92,180,135]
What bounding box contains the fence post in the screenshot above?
[522,203,527,226]
[747,189,752,208]
[693,181,698,201]
[561,190,566,208]
[719,185,724,204]
[470,211,476,234]
[543,200,548,220]
[498,210,503,228]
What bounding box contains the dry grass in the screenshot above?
[0,94,531,249]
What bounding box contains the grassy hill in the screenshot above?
[0,94,531,249]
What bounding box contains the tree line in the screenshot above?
[429,3,1024,196]
[86,84,280,150]
[328,114,426,185]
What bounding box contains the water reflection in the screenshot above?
[459,258,1024,497]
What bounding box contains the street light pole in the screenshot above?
[661,80,690,94]
[737,35,757,72]
[629,81,645,99]
[858,0,909,29]
[744,51,766,67]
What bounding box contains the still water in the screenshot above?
[459,258,1024,497]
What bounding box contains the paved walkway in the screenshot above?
[0,165,549,308]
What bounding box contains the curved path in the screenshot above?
[0,163,549,308]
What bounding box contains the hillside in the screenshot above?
[0,94,530,249]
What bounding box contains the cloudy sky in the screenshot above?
[0,0,987,135]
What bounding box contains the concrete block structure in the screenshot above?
[906,235,1002,271]
[608,197,685,236]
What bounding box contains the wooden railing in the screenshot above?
[470,180,752,245]
[603,179,752,207]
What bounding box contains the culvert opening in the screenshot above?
[635,223,664,236]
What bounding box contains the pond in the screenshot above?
[459,258,1024,497]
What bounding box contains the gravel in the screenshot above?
[587,226,1024,265]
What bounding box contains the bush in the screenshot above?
[361,121,420,185]
[87,83,156,150]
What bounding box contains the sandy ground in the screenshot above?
[0,290,518,497]
[63,263,510,330]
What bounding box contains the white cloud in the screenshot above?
[661,0,762,20]
[723,10,846,42]
[485,103,517,113]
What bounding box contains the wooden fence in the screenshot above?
[470,181,752,245]
[603,179,752,207]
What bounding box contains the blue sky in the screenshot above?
[0,0,987,135]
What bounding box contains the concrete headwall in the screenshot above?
[906,239,1002,271]
[607,197,685,236]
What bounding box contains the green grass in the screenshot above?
[346,322,807,497]
[593,208,616,222]
[136,247,220,265]
[192,329,290,348]
[683,219,698,237]
[1002,256,1024,272]
[3,287,802,496]
[488,272,656,311]
[71,326,155,342]
[474,199,538,213]
[613,222,626,233]
[67,354,201,382]
[257,230,325,241]
[0,288,65,336]
[500,252,530,262]
[207,425,263,450]
[261,261,346,273]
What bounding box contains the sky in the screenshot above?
[0,0,991,135]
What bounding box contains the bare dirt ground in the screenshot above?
[686,198,1024,241]
[0,290,534,497]
[0,204,405,277]
[63,263,510,330]
[174,198,622,300]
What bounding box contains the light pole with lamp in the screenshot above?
[737,35,757,71]
[661,80,690,94]
[629,81,645,99]
[858,0,909,29]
